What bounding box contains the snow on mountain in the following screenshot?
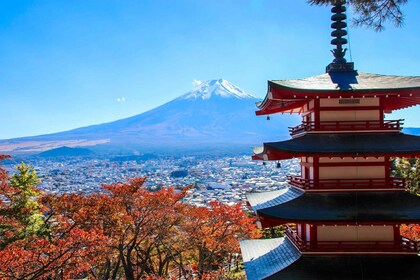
[178,79,256,100]
[0,79,299,154]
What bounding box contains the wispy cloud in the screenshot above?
[192,79,202,86]
[116,97,126,102]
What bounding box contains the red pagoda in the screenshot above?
[240,1,420,279]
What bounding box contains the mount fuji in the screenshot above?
[0,79,299,154]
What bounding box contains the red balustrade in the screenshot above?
[285,226,419,253]
[289,119,403,136]
[288,176,409,190]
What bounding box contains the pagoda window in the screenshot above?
[297,224,301,235]
[305,224,313,242]
[319,110,380,122]
[319,157,385,163]
[319,97,379,107]
[317,225,394,242]
[308,100,315,110]
[319,165,385,180]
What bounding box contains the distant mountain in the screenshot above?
[403,127,420,135]
[38,146,94,157]
[0,79,299,154]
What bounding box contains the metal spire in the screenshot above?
[326,0,355,73]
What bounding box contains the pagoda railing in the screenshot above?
[288,176,409,190]
[285,226,419,253]
[289,119,403,136]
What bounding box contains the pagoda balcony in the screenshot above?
[288,176,409,191]
[289,119,403,136]
[285,226,419,254]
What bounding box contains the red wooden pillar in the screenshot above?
[384,156,391,183]
[314,98,320,129]
[394,224,402,244]
[313,156,320,186]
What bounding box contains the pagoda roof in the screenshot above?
[265,255,420,280]
[270,72,420,92]
[246,187,304,212]
[240,237,301,280]
[241,237,420,280]
[256,190,420,223]
[256,72,420,115]
[253,133,420,160]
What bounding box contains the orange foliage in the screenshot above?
[400,224,420,241]
[182,201,260,276]
[0,155,260,279]
[0,155,106,279]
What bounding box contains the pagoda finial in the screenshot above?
[326,0,355,73]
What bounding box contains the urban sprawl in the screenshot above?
[4,155,300,207]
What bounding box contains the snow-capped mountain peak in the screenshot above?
[179,79,256,100]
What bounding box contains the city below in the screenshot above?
[3,155,300,207]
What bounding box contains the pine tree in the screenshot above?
[309,0,408,31]
[1,163,47,248]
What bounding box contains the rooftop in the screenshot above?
[257,190,420,223]
[240,237,301,280]
[254,133,420,160]
[270,72,420,92]
[265,255,420,280]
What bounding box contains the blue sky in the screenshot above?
[1,0,419,139]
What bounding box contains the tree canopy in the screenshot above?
[0,156,260,279]
[309,0,408,31]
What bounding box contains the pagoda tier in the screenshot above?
[253,133,420,161]
[240,238,420,280]
[245,189,420,256]
[256,72,420,115]
[247,190,420,224]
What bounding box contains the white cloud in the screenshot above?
[192,79,202,86]
[116,97,126,102]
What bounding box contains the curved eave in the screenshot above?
[256,72,420,115]
[253,133,420,161]
[265,256,420,280]
[246,188,304,212]
[240,237,301,280]
[257,191,420,223]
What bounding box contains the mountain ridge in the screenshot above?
[0,79,298,154]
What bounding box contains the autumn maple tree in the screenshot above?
[0,157,106,279]
[182,201,260,278]
[0,155,260,279]
[392,157,420,243]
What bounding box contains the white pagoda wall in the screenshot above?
[317,225,394,241]
[319,110,380,121]
[319,166,384,179]
[318,97,381,122]
[318,157,385,180]
[319,97,379,107]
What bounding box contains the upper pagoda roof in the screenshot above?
[270,72,420,92]
[256,190,420,223]
[256,72,420,115]
[253,132,420,161]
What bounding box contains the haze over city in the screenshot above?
[1,0,420,140]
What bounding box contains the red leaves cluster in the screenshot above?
[400,224,420,241]
[0,156,259,279]
[0,228,105,279]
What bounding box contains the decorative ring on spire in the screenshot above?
[330,0,347,63]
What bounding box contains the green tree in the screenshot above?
[309,0,408,31]
[1,162,47,248]
[392,158,420,195]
